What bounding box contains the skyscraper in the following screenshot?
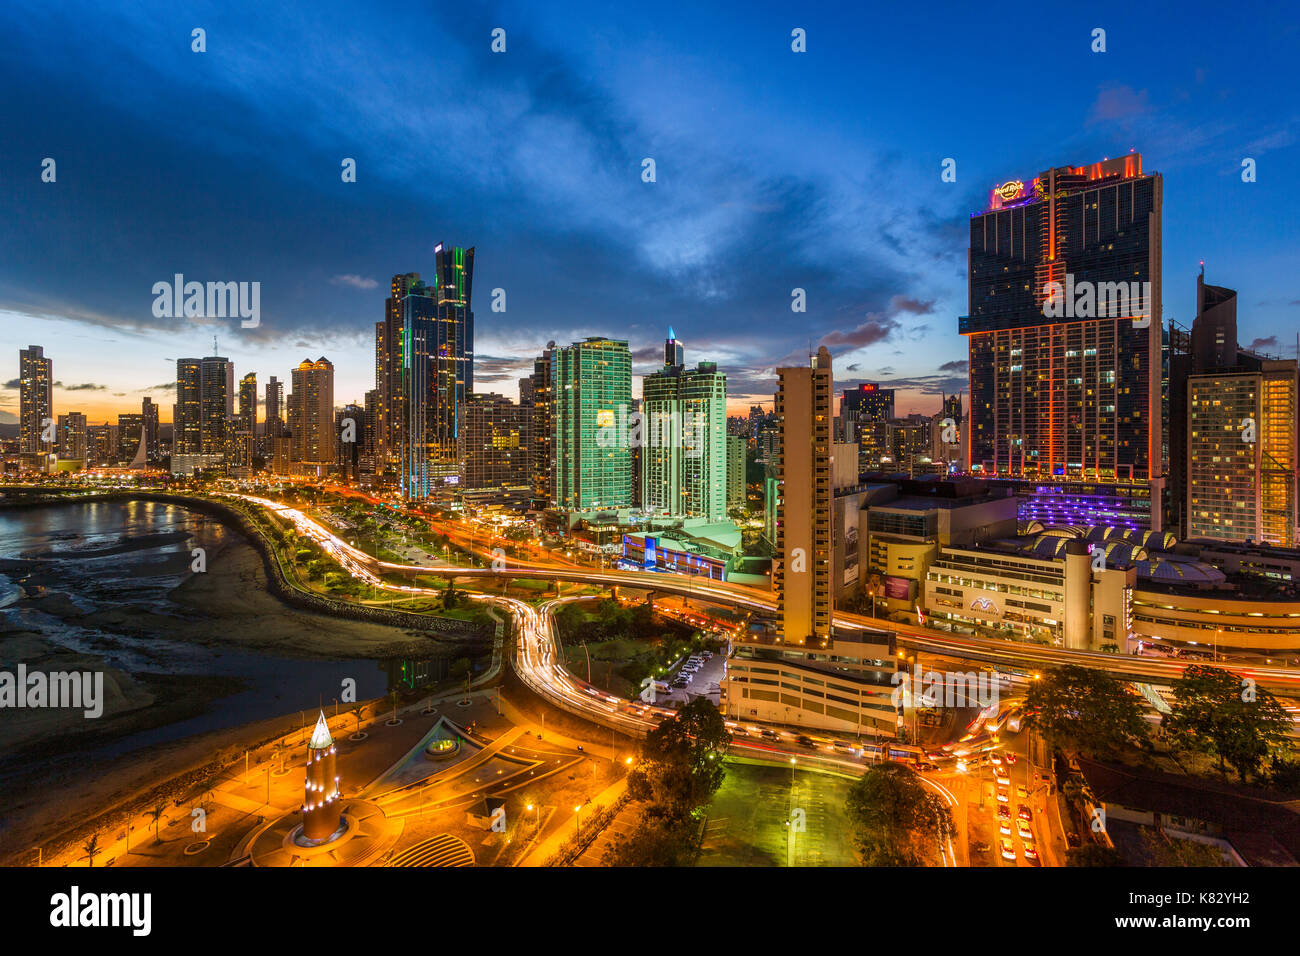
[56,412,87,462]
[19,346,53,456]
[841,383,894,472]
[529,342,557,508]
[774,346,834,646]
[141,397,160,463]
[265,376,285,438]
[199,355,235,456]
[236,372,257,467]
[380,246,474,497]
[289,357,335,468]
[963,154,1162,493]
[462,393,532,490]
[640,332,728,522]
[117,413,143,462]
[553,337,633,511]
[1183,273,1298,547]
[726,434,746,511]
[173,358,203,455]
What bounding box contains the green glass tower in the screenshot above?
[641,331,728,523]
[553,337,633,511]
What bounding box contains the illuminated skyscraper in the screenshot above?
[963,154,1162,494]
[641,332,728,522]
[553,337,633,511]
[19,345,53,456]
[289,357,335,468]
[56,411,87,462]
[774,346,834,645]
[1183,274,1298,547]
[141,397,160,463]
[529,341,557,507]
[265,376,285,438]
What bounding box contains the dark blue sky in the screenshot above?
[1,0,1297,423]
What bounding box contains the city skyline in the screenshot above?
[3,1,1298,424]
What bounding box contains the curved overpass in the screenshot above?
[236,495,1300,699]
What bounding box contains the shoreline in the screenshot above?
[0,493,493,861]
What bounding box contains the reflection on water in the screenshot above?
[0,500,459,760]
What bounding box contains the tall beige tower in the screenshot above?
[774,346,834,647]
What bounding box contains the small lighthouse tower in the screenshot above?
[302,711,341,843]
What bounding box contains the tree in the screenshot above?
[448,657,472,687]
[1066,844,1126,866]
[148,803,167,843]
[1024,665,1147,756]
[1164,665,1292,783]
[82,834,100,868]
[627,703,730,821]
[350,703,366,736]
[1138,827,1228,867]
[845,763,954,866]
[602,810,697,866]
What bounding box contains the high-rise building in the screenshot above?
[376,272,421,472]
[724,346,897,736]
[640,333,728,522]
[529,342,557,507]
[289,357,335,468]
[265,376,285,438]
[117,413,143,463]
[235,372,257,467]
[774,346,834,646]
[19,346,53,456]
[727,434,746,511]
[56,412,87,462]
[381,247,475,498]
[336,402,366,483]
[841,383,894,472]
[553,337,633,511]
[963,154,1162,494]
[141,398,160,463]
[362,389,379,477]
[173,356,232,457]
[461,393,532,490]
[1183,274,1298,547]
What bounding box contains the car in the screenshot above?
[795,735,815,749]
[993,766,1009,779]
[989,753,1003,766]
[1017,820,1033,839]
[1017,785,1029,799]
[760,729,778,740]
[916,762,939,772]
[997,805,1011,819]
[1023,844,1039,863]
[1017,804,1032,821]
[832,740,856,754]
[996,789,1009,803]
[1003,752,1018,764]
[996,776,1010,788]
[1000,839,1017,861]
[999,821,1012,835]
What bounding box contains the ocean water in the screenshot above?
[0,500,396,757]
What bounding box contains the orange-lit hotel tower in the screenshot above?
[302,712,341,843]
[961,154,1163,528]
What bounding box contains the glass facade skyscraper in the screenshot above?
[553,337,633,511]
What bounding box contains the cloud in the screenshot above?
[1,379,18,390]
[938,359,968,373]
[1248,336,1279,351]
[55,381,106,391]
[889,295,935,315]
[329,274,380,290]
[1088,85,1152,124]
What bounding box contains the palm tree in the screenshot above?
[147,803,167,843]
[351,703,366,736]
[82,834,100,868]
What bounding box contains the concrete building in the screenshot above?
[726,434,746,511]
[289,357,335,471]
[461,393,531,491]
